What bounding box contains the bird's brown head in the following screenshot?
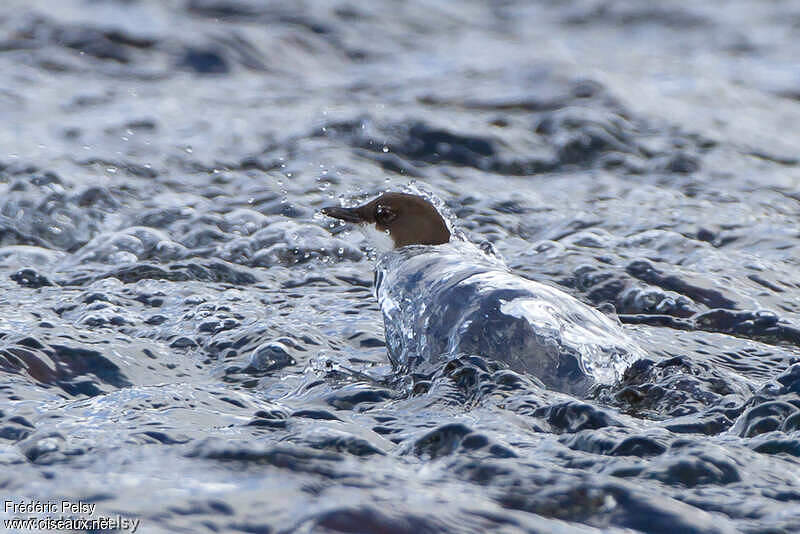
[321,192,451,249]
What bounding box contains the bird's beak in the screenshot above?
[320,205,364,223]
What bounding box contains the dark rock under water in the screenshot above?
[1,0,800,532]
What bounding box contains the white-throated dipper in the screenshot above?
[322,192,643,396]
[321,192,451,249]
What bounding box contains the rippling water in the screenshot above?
[2,0,800,532]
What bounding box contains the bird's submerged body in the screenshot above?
[375,241,643,396]
[323,192,644,396]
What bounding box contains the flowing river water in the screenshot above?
[2,1,800,532]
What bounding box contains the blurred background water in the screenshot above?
[1,0,800,532]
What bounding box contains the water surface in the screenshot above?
[2,0,800,532]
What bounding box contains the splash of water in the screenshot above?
[375,239,645,396]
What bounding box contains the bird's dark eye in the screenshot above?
[375,205,396,224]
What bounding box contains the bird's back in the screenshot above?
[376,241,644,396]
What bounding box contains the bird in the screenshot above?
[321,192,451,250]
[321,192,644,396]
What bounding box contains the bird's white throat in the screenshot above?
[359,223,395,252]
